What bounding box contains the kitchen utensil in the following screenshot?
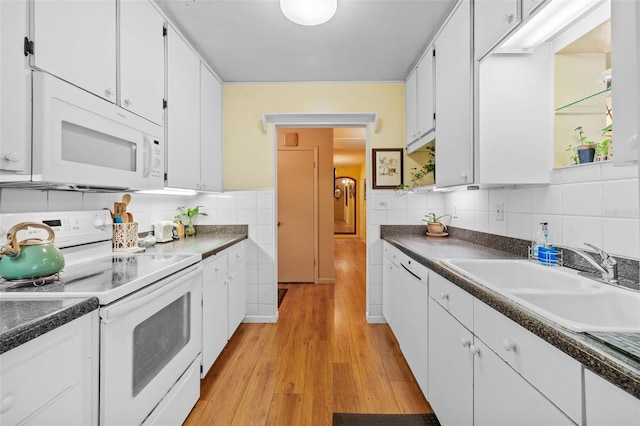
[122,193,131,207]
[126,212,134,223]
[153,221,174,243]
[0,222,65,279]
[114,202,127,218]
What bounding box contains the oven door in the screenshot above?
[32,71,164,190]
[99,264,202,426]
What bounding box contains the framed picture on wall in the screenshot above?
[372,148,403,189]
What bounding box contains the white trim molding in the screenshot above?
[262,112,379,133]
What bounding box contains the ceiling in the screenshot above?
[153,0,457,83]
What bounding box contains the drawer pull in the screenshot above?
[470,345,481,355]
[461,337,471,348]
[0,394,15,414]
[502,338,517,352]
[440,292,449,301]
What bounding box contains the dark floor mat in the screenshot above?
[333,413,441,426]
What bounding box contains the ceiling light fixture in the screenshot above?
[280,0,337,26]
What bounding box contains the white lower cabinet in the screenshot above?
[427,270,578,425]
[584,369,640,426]
[428,298,474,426]
[0,312,98,426]
[201,241,246,378]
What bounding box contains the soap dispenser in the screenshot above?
[532,222,547,259]
[536,222,557,265]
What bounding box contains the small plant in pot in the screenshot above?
[422,212,451,236]
[177,205,207,237]
[574,126,596,164]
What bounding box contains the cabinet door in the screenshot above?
[474,0,520,59]
[428,299,473,426]
[416,48,435,143]
[31,0,116,101]
[166,26,201,189]
[405,69,418,147]
[435,0,473,187]
[0,0,30,174]
[584,369,640,426]
[227,243,246,338]
[611,0,640,166]
[200,64,223,192]
[120,0,165,125]
[202,271,228,378]
[474,339,575,426]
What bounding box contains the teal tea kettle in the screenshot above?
[0,222,65,280]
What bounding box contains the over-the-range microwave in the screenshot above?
[1,71,164,191]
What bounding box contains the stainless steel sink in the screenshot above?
[444,258,640,333]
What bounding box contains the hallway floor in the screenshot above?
[184,238,432,425]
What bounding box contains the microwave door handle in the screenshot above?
[142,136,152,178]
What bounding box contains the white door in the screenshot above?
[31,0,116,101]
[166,26,201,189]
[120,0,165,124]
[277,148,317,283]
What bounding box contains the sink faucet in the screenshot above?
[559,243,618,284]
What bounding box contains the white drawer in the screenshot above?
[474,299,582,424]
[203,253,228,284]
[429,272,473,330]
[227,242,245,269]
[383,242,404,266]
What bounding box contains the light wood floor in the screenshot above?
[184,238,432,425]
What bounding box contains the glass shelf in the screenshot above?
[555,87,611,114]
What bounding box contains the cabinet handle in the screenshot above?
[461,337,471,347]
[502,338,517,352]
[440,291,449,301]
[0,394,15,414]
[3,152,20,162]
[470,345,480,355]
[124,98,133,107]
[627,134,639,150]
[460,172,468,182]
[504,13,515,24]
[104,88,115,98]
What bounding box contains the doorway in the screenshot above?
[334,176,357,234]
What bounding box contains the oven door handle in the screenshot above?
[101,266,200,323]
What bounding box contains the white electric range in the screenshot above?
[0,210,203,425]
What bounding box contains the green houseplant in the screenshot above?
[177,205,208,236]
[595,123,612,161]
[422,212,451,235]
[573,126,596,164]
[395,145,435,194]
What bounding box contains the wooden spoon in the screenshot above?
[122,193,131,207]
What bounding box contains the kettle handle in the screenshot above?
[0,222,56,256]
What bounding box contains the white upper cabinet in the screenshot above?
[405,69,418,147]
[522,0,545,18]
[435,0,473,187]
[0,0,30,175]
[30,0,116,101]
[611,0,639,166]
[474,0,521,59]
[120,0,165,125]
[166,26,201,190]
[405,47,435,153]
[200,63,223,192]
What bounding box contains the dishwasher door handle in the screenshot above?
[400,263,422,281]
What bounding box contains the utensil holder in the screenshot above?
[113,222,139,252]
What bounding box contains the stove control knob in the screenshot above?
[93,217,106,229]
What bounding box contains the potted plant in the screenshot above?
[395,145,435,194]
[177,205,207,237]
[422,212,450,235]
[574,126,596,164]
[595,123,612,161]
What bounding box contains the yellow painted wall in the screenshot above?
[223,83,406,189]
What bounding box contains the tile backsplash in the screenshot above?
[0,188,277,322]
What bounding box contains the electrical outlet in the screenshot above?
[495,202,504,221]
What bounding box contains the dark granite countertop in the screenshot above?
[382,231,640,400]
[141,226,247,260]
[0,297,99,355]
[0,228,247,355]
